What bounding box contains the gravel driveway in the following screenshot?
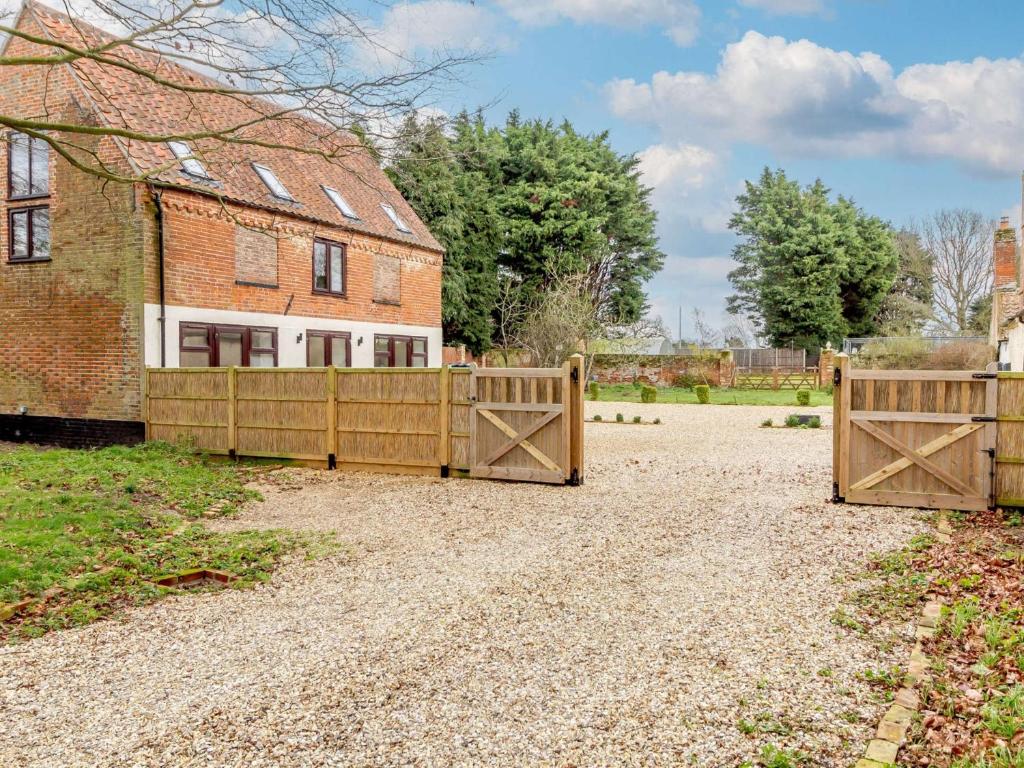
[1,404,926,767]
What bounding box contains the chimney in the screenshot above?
[994,215,1017,290]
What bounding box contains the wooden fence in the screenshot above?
[731,347,808,369]
[144,357,584,485]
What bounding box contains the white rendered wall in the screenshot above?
[143,303,443,368]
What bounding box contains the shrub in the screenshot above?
[925,340,994,370]
[653,417,661,425]
[640,385,657,404]
[589,381,600,400]
[796,389,811,406]
[761,418,773,428]
[615,413,624,423]
[785,415,800,428]
[592,414,602,421]
[695,384,711,404]
[672,373,698,389]
[808,416,821,429]
[855,337,931,369]
[824,383,834,396]
[631,379,643,389]
[854,337,995,371]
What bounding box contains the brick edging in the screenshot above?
[853,511,952,767]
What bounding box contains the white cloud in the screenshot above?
[637,142,718,191]
[358,1,512,70]
[635,142,735,232]
[606,30,1024,174]
[737,0,826,16]
[494,0,701,47]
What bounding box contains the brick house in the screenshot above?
[990,215,1022,370]
[0,2,444,445]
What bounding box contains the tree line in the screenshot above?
[727,169,995,351]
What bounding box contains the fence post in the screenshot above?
[227,366,237,458]
[439,365,450,475]
[833,353,850,502]
[143,367,150,441]
[567,353,584,485]
[719,349,734,389]
[772,368,780,391]
[326,365,336,468]
[819,346,835,389]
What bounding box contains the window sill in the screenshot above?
[7,257,51,265]
[7,194,50,204]
[312,289,348,299]
[235,280,279,289]
[373,298,402,307]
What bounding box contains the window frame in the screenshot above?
[7,131,49,201]
[380,202,412,233]
[8,205,50,263]
[178,322,278,367]
[373,334,428,368]
[306,330,351,367]
[167,140,213,181]
[322,185,360,220]
[311,238,347,298]
[251,162,295,201]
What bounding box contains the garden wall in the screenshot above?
[591,353,732,387]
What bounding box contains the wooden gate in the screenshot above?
[833,355,997,511]
[469,359,582,484]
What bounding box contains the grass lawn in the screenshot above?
[0,442,328,642]
[592,383,832,406]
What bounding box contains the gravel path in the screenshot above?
[1,404,926,767]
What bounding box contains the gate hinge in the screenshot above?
[570,367,579,383]
[831,481,844,504]
[832,367,841,386]
[971,416,997,422]
[972,372,997,379]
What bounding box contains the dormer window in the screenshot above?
[381,202,411,233]
[167,141,212,180]
[8,132,49,199]
[252,163,294,201]
[322,185,359,220]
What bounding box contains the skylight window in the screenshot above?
[381,202,412,233]
[322,186,359,219]
[167,141,211,179]
[252,163,294,201]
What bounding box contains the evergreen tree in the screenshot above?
[388,111,664,352]
[387,113,501,353]
[727,168,898,350]
[875,229,934,334]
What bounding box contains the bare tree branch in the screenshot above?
[921,209,994,333]
[0,0,480,188]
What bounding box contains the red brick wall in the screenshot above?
[154,191,442,327]
[0,18,146,422]
[592,355,727,387]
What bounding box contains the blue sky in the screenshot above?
[369,0,1024,340]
